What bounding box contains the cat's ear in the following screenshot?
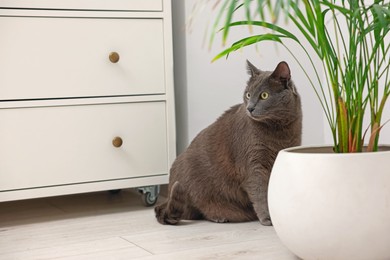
[271,61,291,82]
[272,61,298,95]
[246,60,261,77]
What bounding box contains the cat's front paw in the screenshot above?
[155,204,179,225]
[259,216,272,226]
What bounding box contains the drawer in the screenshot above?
[0,17,165,100]
[0,0,162,11]
[0,102,168,191]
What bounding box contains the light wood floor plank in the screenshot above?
[133,239,297,260]
[123,221,283,255]
[0,189,297,259]
[0,237,151,260]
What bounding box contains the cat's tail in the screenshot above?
[154,181,186,225]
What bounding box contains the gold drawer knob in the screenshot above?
[112,137,123,148]
[109,52,120,63]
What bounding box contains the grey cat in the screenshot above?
[155,61,302,226]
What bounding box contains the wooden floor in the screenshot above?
[0,189,298,259]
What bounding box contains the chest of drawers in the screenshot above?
[0,0,176,204]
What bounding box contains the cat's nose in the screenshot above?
[247,107,255,113]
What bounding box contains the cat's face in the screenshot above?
[244,61,299,123]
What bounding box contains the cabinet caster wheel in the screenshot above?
[138,185,159,207]
[142,192,158,206]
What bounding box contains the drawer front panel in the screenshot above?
[0,0,162,11]
[0,17,165,100]
[0,102,168,191]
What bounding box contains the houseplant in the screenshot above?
[201,0,390,152]
[197,0,390,259]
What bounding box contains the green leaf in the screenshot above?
[243,0,252,23]
[288,14,323,58]
[224,20,301,43]
[209,0,230,48]
[319,0,352,16]
[212,34,285,62]
[222,0,238,44]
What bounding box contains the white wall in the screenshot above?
[172,1,390,154]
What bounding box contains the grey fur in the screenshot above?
[155,61,302,226]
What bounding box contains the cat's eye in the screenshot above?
[245,92,251,99]
[260,92,269,100]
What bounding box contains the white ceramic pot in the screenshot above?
[268,146,390,260]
